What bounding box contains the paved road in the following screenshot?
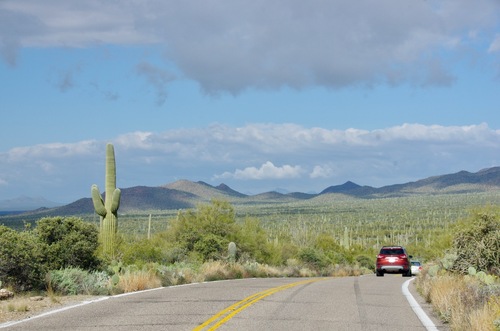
[1,275,447,330]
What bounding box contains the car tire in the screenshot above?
[376,270,384,277]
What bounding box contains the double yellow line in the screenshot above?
[193,278,326,331]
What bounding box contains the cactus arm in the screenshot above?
[91,184,107,217]
[111,188,121,213]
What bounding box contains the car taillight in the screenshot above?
[377,254,383,259]
[400,254,407,259]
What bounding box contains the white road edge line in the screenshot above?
[0,278,254,329]
[402,278,439,331]
[0,285,174,329]
[0,296,110,329]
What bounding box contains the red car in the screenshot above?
[376,246,412,277]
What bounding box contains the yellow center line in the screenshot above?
[193,278,327,331]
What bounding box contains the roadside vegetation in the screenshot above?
[416,209,500,331]
[1,197,499,330]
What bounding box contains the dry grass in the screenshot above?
[417,270,500,331]
[328,265,365,277]
[427,275,468,325]
[117,270,162,293]
[468,297,500,331]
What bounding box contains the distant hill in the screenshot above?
[162,180,246,200]
[0,196,63,212]
[320,181,362,194]
[51,186,199,215]
[2,166,500,219]
[319,167,500,197]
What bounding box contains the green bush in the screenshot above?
[314,233,351,265]
[193,233,228,261]
[165,200,239,262]
[47,268,109,295]
[298,247,329,270]
[236,218,279,264]
[356,255,375,270]
[120,237,166,266]
[451,210,500,275]
[0,217,101,291]
[0,226,46,291]
[35,217,101,270]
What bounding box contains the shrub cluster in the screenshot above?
[450,210,500,276]
[117,200,364,275]
[416,208,500,330]
[0,217,100,291]
[47,268,109,295]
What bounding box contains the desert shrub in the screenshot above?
[166,200,238,262]
[236,218,278,264]
[279,242,300,263]
[199,261,231,281]
[451,210,500,275]
[0,226,46,291]
[282,259,315,277]
[35,217,101,270]
[47,268,109,295]
[119,237,166,267]
[162,200,282,265]
[166,247,190,263]
[193,233,228,261]
[313,233,352,265]
[355,255,375,270]
[155,262,199,286]
[328,264,365,277]
[298,247,329,270]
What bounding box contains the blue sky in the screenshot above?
[1,0,500,204]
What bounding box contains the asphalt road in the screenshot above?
[1,275,448,331]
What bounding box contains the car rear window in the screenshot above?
[381,248,404,255]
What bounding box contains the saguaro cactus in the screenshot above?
[91,143,121,255]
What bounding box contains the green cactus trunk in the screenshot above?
[91,143,121,256]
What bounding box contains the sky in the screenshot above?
[1,0,500,204]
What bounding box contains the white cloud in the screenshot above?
[1,123,500,201]
[6,140,100,162]
[216,161,303,180]
[310,165,334,179]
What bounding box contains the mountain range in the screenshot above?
[2,167,500,216]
